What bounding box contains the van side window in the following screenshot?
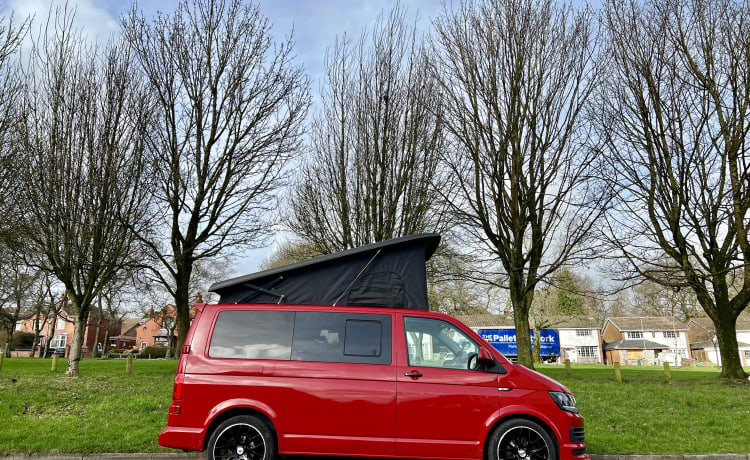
[403,316,479,370]
[209,311,294,360]
[292,312,391,365]
[344,320,382,357]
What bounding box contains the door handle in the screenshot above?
[404,371,423,378]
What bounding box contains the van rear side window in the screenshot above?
[209,311,294,360]
[291,312,391,365]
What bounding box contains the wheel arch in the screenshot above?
[483,411,560,460]
[202,402,278,451]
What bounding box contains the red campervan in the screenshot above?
[158,235,587,460]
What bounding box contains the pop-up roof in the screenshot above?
[209,233,441,310]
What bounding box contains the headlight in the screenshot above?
[548,391,578,413]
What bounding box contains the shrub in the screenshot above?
[140,346,175,358]
[11,332,35,349]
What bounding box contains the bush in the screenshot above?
[11,332,35,349]
[140,346,176,358]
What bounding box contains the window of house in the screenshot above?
[15,320,24,329]
[50,334,66,349]
[663,331,679,338]
[626,331,643,339]
[56,318,65,330]
[745,351,750,359]
[97,343,103,352]
[140,342,148,349]
[575,329,591,337]
[33,319,41,330]
[403,317,479,370]
[577,346,597,358]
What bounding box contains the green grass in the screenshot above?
[0,357,177,454]
[535,364,750,455]
[0,358,749,454]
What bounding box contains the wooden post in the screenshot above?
[0,353,4,372]
[564,359,572,377]
[614,361,622,383]
[126,354,133,375]
[663,362,671,384]
[51,354,58,372]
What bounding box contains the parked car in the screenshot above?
[159,303,587,460]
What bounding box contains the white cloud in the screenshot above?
[4,0,119,48]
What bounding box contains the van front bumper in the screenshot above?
[158,426,205,451]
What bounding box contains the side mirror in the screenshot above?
[478,347,495,366]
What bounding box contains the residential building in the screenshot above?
[15,309,122,357]
[687,317,750,366]
[134,304,198,350]
[553,316,603,364]
[601,316,689,366]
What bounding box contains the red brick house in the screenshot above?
[14,309,122,357]
[133,305,198,350]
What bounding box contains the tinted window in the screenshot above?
[344,320,382,357]
[209,310,294,360]
[291,312,391,365]
[403,316,479,370]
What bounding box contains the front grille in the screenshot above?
[570,427,585,442]
[572,448,587,457]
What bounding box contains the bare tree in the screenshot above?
[431,0,606,367]
[599,0,750,379]
[15,8,153,376]
[0,13,29,238]
[121,0,310,354]
[287,4,450,253]
[28,274,55,358]
[0,253,39,357]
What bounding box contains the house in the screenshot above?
[687,317,750,366]
[601,316,689,366]
[15,308,122,357]
[553,316,603,364]
[134,304,198,350]
[109,318,138,350]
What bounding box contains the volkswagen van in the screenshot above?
[158,303,587,460]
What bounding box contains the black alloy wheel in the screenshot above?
[207,415,276,460]
[489,419,557,460]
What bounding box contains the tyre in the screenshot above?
[206,414,276,460]
[487,418,557,460]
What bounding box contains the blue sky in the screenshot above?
[1,0,445,276]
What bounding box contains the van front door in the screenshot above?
[396,315,499,460]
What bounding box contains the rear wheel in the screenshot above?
[206,415,276,460]
[488,418,557,460]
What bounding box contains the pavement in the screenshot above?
[1,454,749,460]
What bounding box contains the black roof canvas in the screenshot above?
[210,233,441,310]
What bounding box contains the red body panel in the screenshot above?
[158,304,588,460]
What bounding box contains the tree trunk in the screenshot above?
[31,328,40,358]
[174,265,193,357]
[43,319,54,358]
[511,289,534,368]
[102,329,110,357]
[532,323,541,364]
[714,313,748,380]
[66,309,89,376]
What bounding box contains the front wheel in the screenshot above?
[206,415,276,460]
[488,418,557,460]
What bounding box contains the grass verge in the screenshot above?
[536,364,750,454]
[0,358,748,454]
[0,358,176,454]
